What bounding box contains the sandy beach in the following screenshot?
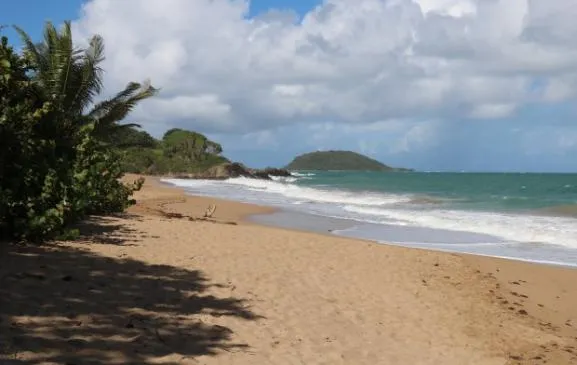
[1,175,576,365]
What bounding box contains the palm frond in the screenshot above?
[89,81,158,138]
[88,82,157,121]
[15,20,157,140]
[115,123,142,129]
[68,35,105,112]
[13,25,47,75]
[88,82,141,120]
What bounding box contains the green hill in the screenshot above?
[285,150,408,171]
[116,128,229,175]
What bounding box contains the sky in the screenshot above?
[2,0,577,172]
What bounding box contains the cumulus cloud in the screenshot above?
[71,0,577,136]
[69,0,577,171]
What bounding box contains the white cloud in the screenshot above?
[390,120,441,153]
[543,77,577,102]
[142,94,232,123]
[416,0,476,17]
[72,0,577,135]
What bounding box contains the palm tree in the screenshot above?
[14,21,157,141]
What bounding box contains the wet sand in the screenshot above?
[1,174,576,364]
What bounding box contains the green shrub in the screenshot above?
[0,24,150,242]
[118,147,160,173]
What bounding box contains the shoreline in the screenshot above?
[136,174,577,351]
[251,209,577,269]
[160,175,577,268]
[137,175,277,223]
[1,173,576,364]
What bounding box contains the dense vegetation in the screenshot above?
[2,21,415,242]
[286,150,408,171]
[0,22,154,241]
[115,128,229,175]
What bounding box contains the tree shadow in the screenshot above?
[71,214,146,246]
[0,219,261,364]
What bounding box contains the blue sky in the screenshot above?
[3,0,577,172]
[0,0,320,42]
[250,0,321,16]
[0,0,85,41]
[0,0,319,40]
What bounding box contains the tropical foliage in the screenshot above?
[116,128,229,175]
[0,22,152,241]
[15,22,157,138]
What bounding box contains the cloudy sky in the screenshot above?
[3,0,577,171]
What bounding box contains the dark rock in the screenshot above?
[260,167,292,177]
[226,162,254,178]
[171,163,291,181]
[249,167,291,179]
[172,162,256,180]
[251,170,270,180]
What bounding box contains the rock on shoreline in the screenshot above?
[171,163,291,180]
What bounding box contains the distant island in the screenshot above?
[285,150,412,171]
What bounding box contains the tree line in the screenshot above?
[115,128,229,175]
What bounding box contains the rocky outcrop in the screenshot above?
[263,168,292,177]
[173,162,250,180]
[173,163,291,180]
[250,167,292,179]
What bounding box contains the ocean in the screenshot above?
[162,171,577,267]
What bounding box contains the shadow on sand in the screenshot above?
[0,215,261,364]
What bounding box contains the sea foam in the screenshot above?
[162,177,577,250]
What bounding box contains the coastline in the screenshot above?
[136,175,277,223]
[1,174,576,364]
[160,173,577,267]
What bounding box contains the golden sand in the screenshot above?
[1,174,576,364]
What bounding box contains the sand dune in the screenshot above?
[1,175,576,364]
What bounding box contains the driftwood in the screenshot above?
[188,216,237,225]
[151,202,236,225]
[204,204,217,218]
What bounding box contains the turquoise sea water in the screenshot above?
[295,171,577,215]
[163,171,577,266]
